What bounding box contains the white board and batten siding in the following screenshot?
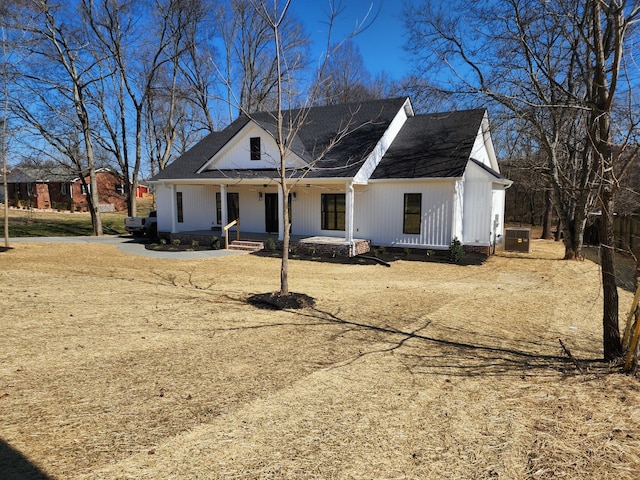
[155,184,174,232]
[355,181,455,249]
[470,112,499,172]
[462,161,508,247]
[462,163,492,246]
[155,184,217,232]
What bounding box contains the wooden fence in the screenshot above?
[614,215,640,257]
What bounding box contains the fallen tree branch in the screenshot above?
[559,338,584,374]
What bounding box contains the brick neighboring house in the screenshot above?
[6,166,128,212]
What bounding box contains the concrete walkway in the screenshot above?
[7,235,246,260]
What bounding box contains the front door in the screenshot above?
[265,193,278,233]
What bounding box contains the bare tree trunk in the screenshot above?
[271,1,290,297]
[541,189,553,240]
[280,179,290,296]
[599,189,622,359]
[1,23,8,248]
[43,5,103,235]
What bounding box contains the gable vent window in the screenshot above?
[250,137,261,160]
[403,193,422,234]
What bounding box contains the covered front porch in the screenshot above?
[160,229,371,257]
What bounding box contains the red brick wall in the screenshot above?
[71,172,127,212]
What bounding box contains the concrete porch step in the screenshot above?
[228,240,264,252]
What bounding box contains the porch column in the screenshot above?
[277,183,284,241]
[220,184,228,226]
[170,184,177,233]
[345,181,355,253]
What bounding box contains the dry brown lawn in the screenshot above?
[1,238,639,479]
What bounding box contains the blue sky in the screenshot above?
[291,0,413,80]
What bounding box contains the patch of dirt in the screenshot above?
[247,292,316,310]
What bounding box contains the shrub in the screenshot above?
[403,247,411,257]
[172,238,181,247]
[210,237,220,250]
[448,237,465,263]
[191,239,199,247]
[264,237,276,251]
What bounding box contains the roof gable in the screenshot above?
[150,99,501,184]
[198,120,308,172]
[152,97,411,181]
[370,109,487,180]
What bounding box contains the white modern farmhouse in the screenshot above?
[150,97,511,256]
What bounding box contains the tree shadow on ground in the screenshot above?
[0,246,12,253]
[247,302,611,378]
[0,438,51,480]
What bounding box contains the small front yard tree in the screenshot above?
[243,0,376,298]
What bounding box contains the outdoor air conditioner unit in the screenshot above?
[504,228,531,253]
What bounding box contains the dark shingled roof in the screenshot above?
[371,109,488,179]
[153,97,410,181]
[153,117,250,181]
[7,166,78,183]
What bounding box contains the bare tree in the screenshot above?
[214,0,310,119]
[405,0,640,360]
[315,39,400,106]
[317,39,373,105]
[241,0,377,297]
[405,1,595,259]
[10,0,104,234]
[1,0,29,246]
[584,1,640,359]
[177,0,226,132]
[1,23,10,248]
[81,0,187,217]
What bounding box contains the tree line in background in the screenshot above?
[2,0,640,364]
[0,0,404,231]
